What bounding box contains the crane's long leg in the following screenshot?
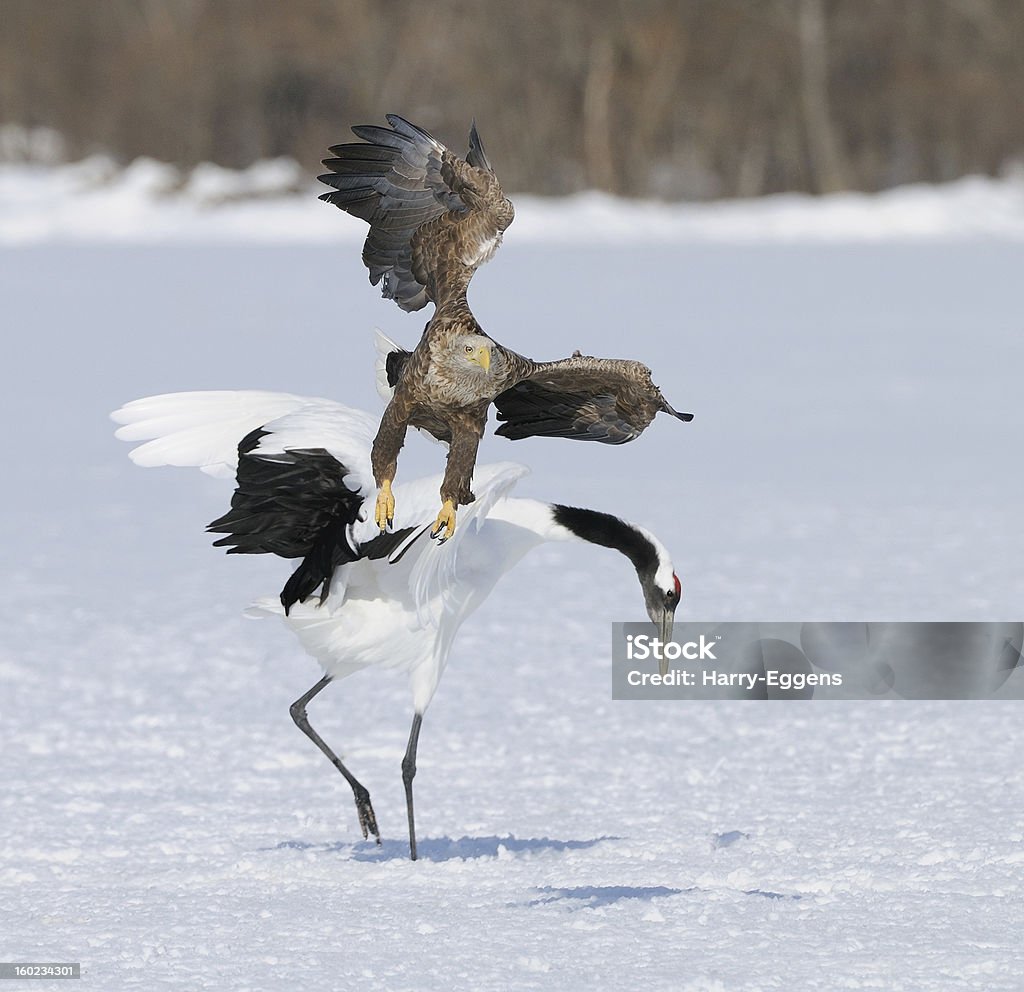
[402,713,424,861]
[289,676,380,845]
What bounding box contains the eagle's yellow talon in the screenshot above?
[430,500,457,541]
[375,480,395,531]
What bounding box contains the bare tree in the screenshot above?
[798,0,847,193]
[1,0,1022,198]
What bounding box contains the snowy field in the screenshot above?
[2,163,1024,989]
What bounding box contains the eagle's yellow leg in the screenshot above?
[430,500,457,542]
[375,479,395,531]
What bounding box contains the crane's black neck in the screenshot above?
[550,504,658,578]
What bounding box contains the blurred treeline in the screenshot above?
[2,0,1022,198]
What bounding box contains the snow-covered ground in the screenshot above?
[2,161,1023,989]
[3,153,1024,245]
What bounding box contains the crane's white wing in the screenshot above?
[114,389,530,624]
[408,461,530,626]
[249,402,377,498]
[374,328,402,402]
[112,391,308,478]
[112,390,377,491]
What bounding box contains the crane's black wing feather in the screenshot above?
[208,429,416,613]
[385,348,412,390]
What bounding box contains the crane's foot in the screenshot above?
[353,785,381,845]
[374,480,395,532]
[430,500,457,544]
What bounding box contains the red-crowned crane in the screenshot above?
[112,391,681,860]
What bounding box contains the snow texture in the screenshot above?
[2,164,1023,989]
[3,155,1024,245]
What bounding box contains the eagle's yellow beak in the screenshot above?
[472,346,491,373]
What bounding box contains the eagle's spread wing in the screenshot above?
[319,114,514,313]
[493,355,693,445]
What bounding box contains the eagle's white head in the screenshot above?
[424,332,496,405]
[453,333,492,374]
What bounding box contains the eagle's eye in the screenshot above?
[464,345,474,354]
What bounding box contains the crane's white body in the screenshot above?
[253,498,565,711]
[113,390,582,712]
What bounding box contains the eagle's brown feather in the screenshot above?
[319,114,513,314]
[374,331,690,508]
[492,354,692,444]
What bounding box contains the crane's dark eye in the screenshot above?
[665,573,681,605]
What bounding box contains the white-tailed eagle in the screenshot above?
[319,115,692,540]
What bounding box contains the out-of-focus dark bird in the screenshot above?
[319,115,692,542]
[112,390,683,860]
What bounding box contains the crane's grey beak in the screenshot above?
[649,604,675,676]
